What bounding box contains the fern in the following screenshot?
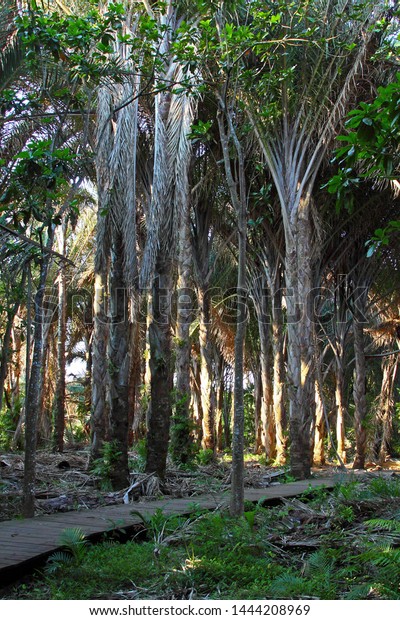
[366,518,400,533]
[367,478,400,498]
[268,573,310,598]
[343,584,372,600]
[371,549,400,568]
[305,550,335,576]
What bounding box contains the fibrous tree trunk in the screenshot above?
[53,222,67,453]
[313,378,325,466]
[215,354,225,452]
[89,268,109,463]
[90,85,112,465]
[172,192,193,463]
[285,206,315,479]
[217,99,248,516]
[128,320,141,446]
[0,270,26,413]
[352,311,367,470]
[23,229,54,517]
[258,311,275,461]
[198,284,215,452]
[145,258,173,479]
[253,366,262,453]
[190,355,203,444]
[271,288,287,464]
[12,268,31,450]
[375,355,398,464]
[172,108,194,464]
[107,226,130,489]
[335,363,347,464]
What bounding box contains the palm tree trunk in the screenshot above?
[352,316,367,469]
[313,378,325,465]
[23,229,54,517]
[272,295,287,464]
[253,366,262,453]
[198,284,215,451]
[53,222,67,453]
[145,257,173,479]
[335,364,347,464]
[258,317,276,461]
[190,355,203,444]
[39,320,55,443]
[12,268,31,451]
[285,207,315,479]
[128,320,141,446]
[376,356,398,463]
[107,226,130,489]
[89,268,109,463]
[231,214,246,515]
[215,355,225,452]
[0,271,25,412]
[172,163,193,464]
[217,102,247,516]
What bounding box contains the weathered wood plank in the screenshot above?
[0,478,335,585]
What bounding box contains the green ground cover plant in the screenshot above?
[5,476,400,600]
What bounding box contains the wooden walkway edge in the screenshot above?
[0,477,334,587]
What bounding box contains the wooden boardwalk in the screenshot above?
[0,478,334,586]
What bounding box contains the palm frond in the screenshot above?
[0,1,22,90]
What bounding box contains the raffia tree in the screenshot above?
[138,0,201,480]
[245,0,391,478]
[8,1,130,507]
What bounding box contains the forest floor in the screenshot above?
[1,466,400,600]
[1,445,400,523]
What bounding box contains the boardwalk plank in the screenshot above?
[0,478,335,585]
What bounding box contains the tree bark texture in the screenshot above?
[0,274,24,413]
[376,356,398,463]
[172,162,193,464]
[145,259,173,479]
[107,227,130,490]
[89,269,109,464]
[352,315,367,470]
[285,206,315,479]
[335,364,347,464]
[198,285,215,452]
[23,232,54,517]
[313,379,325,465]
[272,295,287,464]
[53,223,67,453]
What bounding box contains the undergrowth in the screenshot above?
[7,476,400,600]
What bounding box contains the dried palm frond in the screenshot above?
[140,64,198,287]
[0,0,22,91]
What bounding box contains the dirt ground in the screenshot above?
[1,448,399,522]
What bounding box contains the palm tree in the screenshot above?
[137,1,200,480]
[246,0,390,478]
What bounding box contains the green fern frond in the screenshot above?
[368,478,400,498]
[305,550,335,577]
[371,549,400,568]
[44,551,75,574]
[268,573,310,598]
[366,518,400,533]
[343,584,372,600]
